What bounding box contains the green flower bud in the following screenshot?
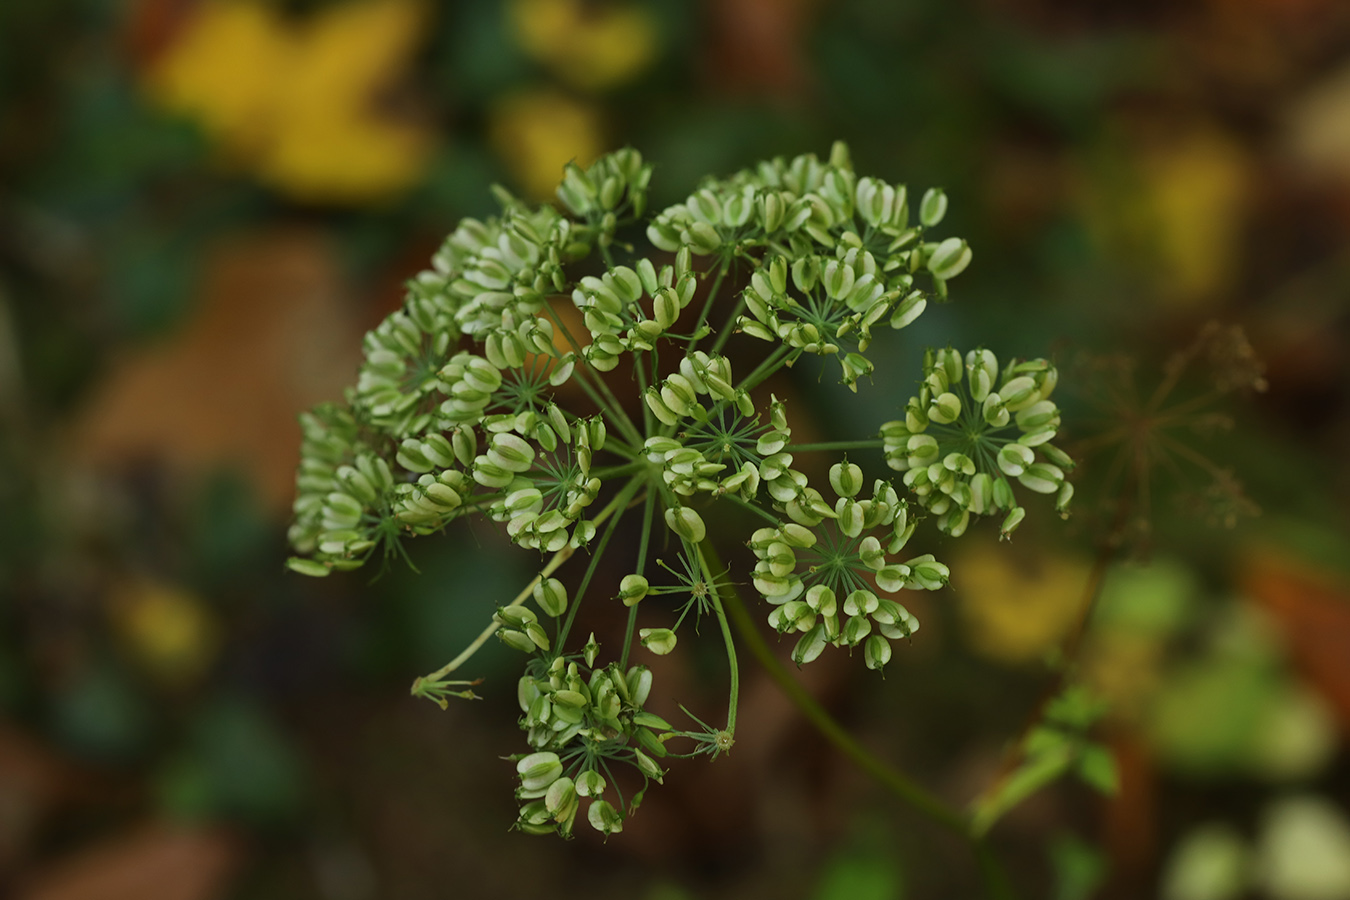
[533,577,569,617]
[498,629,537,654]
[575,769,606,797]
[919,188,948,227]
[792,623,828,666]
[1000,506,1026,539]
[488,433,535,473]
[639,627,678,656]
[664,506,707,543]
[927,237,972,280]
[619,573,649,606]
[929,391,961,424]
[524,621,551,651]
[588,799,624,836]
[286,557,330,578]
[997,443,1035,477]
[626,665,653,707]
[517,751,563,792]
[864,634,892,671]
[495,605,538,629]
[905,555,950,590]
[1056,482,1074,517]
[634,748,665,783]
[1018,462,1064,494]
[890,291,927,330]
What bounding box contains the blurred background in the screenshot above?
[3,0,1350,898]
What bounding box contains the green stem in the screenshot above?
[709,291,748,356]
[702,543,965,833]
[541,301,645,449]
[619,487,657,670]
[687,258,731,357]
[412,479,633,688]
[697,539,739,735]
[735,343,793,396]
[556,475,644,649]
[790,439,886,454]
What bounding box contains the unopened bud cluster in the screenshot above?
[881,348,1074,538]
[749,463,946,669]
[286,142,1077,843]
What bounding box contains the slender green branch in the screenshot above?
[790,439,886,454]
[735,343,793,396]
[687,258,732,357]
[541,300,645,448]
[557,476,645,649]
[412,480,634,689]
[701,543,966,834]
[619,486,657,670]
[697,539,740,735]
[709,291,748,356]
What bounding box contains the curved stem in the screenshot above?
[701,542,966,834]
[412,480,635,689]
[697,539,739,735]
[700,542,1019,899]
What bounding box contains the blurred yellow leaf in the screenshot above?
[488,88,603,200]
[1076,126,1250,308]
[953,540,1090,665]
[510,0,657,91]
[109,580,220,686]
[145,0,432,204]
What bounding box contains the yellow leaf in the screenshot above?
[144,0,432,204]
[952,539,1090,665]
[488,88,604,200]
[109,580,220,685]
[510,0,658,91]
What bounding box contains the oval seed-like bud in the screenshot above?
[890,291,927,330]
[1000,506,1026,540]
[517,751,563,792]
[864,634,892,671]
[792,623,828,666]
[929,392,961,424]
[626,665,653,707]
[1018,462,1064,494]
[842,615,873,646]
[495,605,538,629]
[489,433,536,473]
[997,443,1035,477]
[287,557,330,578]
[533,577,568,617]
[919,188,948,227]
[829,461,865,498]
[637,626,675,655]
[499,629,538,654]
[927,237,972,280]
[664,506,707,543]
[619,573,649,606]
[635,257,659,295]
[575,769,606,798]
[1056,481,1074,517]
[588,799,624,835]
[906,556,950,590]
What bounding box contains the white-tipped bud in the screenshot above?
[664,506,707,543]
[533,577,568,618]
